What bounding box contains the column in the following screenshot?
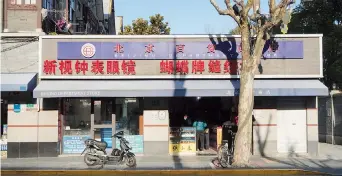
[36,0,43,32]
[3,0,9,32]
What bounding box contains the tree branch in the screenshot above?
[262,0,292,31]
[233,0,243,7]
[269,0,276,16]
[243,0,254,17]
[252,31,267,66]
[210,0,240,25]
[270,0,289,14]
[224,0,231,9]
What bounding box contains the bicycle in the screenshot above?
[217,125,236,168]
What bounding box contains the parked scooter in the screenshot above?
[218,122,237,168]
[81,131,136,168]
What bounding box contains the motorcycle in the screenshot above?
[81,131,137,168]
[218,123,236,168]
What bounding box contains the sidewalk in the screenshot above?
[1,143,342,175]
[1,155,341,175]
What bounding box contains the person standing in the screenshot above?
[204,126,210,150]
[193,116,207,151]
[182,114,192,127]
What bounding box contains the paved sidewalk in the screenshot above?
[318,143,342,160]
[1,155,341,175]
[1,143,342,175]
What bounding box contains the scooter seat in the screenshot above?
[92,140,108,150]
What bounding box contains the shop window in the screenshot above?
[63,98,91,136]
[115,98,140,135]
[42,98,58,110]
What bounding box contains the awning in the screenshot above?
[1,73,37,91]
[33,79,328,98]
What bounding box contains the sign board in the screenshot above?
[39,35,322,79]
[63,135,90,154]
[115,135,144,154]
[169,127,196,154]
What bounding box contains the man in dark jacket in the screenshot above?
[183,114,192,127]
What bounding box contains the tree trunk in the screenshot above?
[232,68,254,167]
[232,24,255,167]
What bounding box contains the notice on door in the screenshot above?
[169,127,196,154]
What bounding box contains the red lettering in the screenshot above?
[122,60,136,75]
[107,61,120,75]
[127,60,136,75]
[75,60,88,75]
[160,60,174,74]
[176,60,189,74]
[160,60,166,73]
[43,60,57,75]
[91,60,104,74]
[207,44,215,53]
[224,60,240,74]
[59,60,73,75]
[208,60,221,73]
[192,60,205,74]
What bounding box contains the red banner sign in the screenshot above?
[43,59,243,76]
[43,60,137,75]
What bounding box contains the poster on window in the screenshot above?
[63,135,90,154]
[169,127,196,154]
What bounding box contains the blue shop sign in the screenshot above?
[63,135,91,154]
[115,135,144,154]
[57,40,303,60]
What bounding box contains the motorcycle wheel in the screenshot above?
[125,155,137,168]
[84,153,97,166]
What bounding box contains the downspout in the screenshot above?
[112,0,116,35]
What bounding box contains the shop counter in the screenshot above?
[169,127,196,155]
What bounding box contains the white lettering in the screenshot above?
[41,91,101,97]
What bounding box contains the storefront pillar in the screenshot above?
[111,114,116,150]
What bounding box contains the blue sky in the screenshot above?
[115,0,300,34]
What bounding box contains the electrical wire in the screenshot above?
[1,37,38,52]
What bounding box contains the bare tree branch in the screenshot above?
[210,0,240,25]
[269,0,276,16]
[262,0,292,31]
[243,0,254,17]
[233,0,244,7]
[224,0,231,9]
[252,31,267,66]
[271,0,289,14]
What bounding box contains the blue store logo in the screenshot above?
[13,104,21,113]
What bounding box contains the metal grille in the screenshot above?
[318,96,342,145]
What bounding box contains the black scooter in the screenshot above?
[81,131,136,168]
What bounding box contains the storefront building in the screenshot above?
[1,73,38,158]
[14,34,327,158]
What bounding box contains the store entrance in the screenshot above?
[168,97,236,155]
[1,99,8,136]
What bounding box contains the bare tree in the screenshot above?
[209,0,295,166]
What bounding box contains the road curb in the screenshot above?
[1,169,330,175]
